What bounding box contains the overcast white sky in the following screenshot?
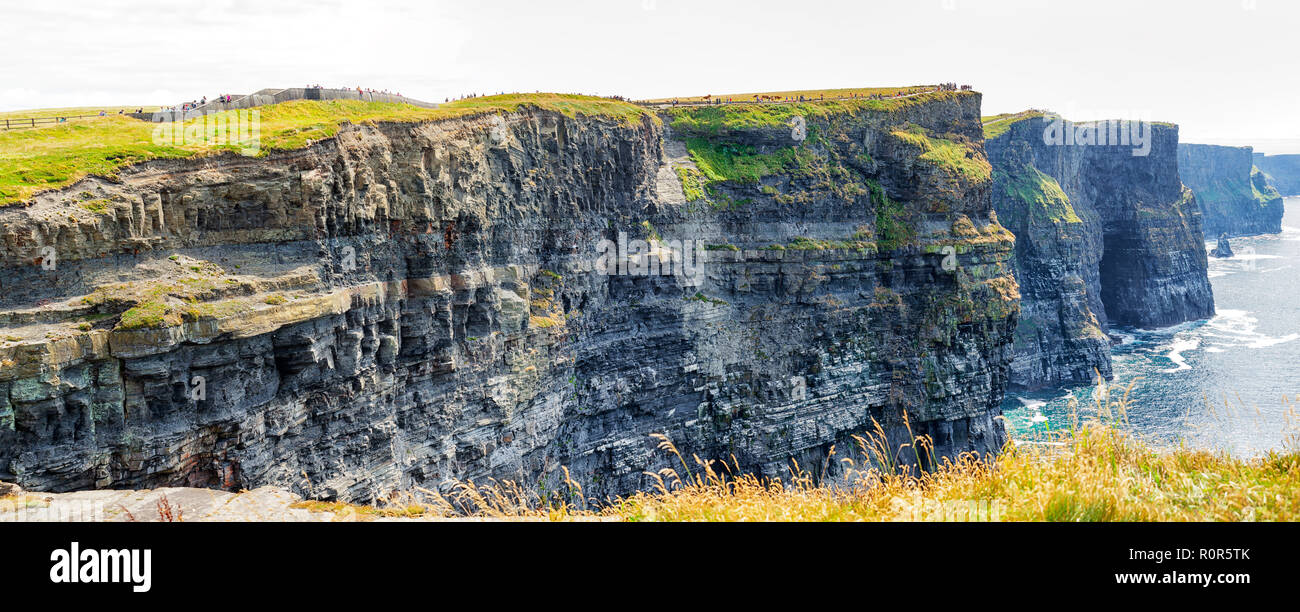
[3,0,1298,152]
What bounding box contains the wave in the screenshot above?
[1160,336,1199,373]
[1112,330,1137,345]
[1204,309,1256,335]
[1246,333,1300,349]
[1016,396,1046,410]
[1172,309,1299,353]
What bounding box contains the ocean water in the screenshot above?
[1002,197,1300,455]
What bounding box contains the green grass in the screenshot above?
[645,85,937,104]
[0,94,653,207]
[997,165,1081,224]
[672,135,821,209]
[675,167,707,201]
[1251,167,1282,205]
[0,116,197,204]
[867,180,915,251]
[663,90,976,135]
[890,124,990,183]
[983,111,1176,141]
[683,137,816,184]
[981,110,1047,140]
[0,106,162,123]
[785,236,875,252]
[666,103,825,134]
[0,106,161,119]
[117,300,176,330]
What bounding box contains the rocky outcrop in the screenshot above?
[0,92,1019,504]
[1178,144,1283,236]
[0,480,20,497]
[1254,153,1300,196]
[1210,233,1234,258]
[986,115,1214,389]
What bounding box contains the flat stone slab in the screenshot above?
[0,486,334,522]
[0,486,616,522]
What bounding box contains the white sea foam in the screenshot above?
[1246,333,1300,349]
[1190,309,1297,351]
[1204,309,1256,335]
[1016,397,1046,410]
[1235,253,1282,261]
[1160,336,1199,373]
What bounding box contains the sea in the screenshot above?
[1002,196,1300,455]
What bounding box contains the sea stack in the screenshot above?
[1210,233,1234,258]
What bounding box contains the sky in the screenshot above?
[3,0,1298,152]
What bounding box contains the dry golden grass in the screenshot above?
[297,381,1300,522]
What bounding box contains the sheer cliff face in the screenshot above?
[988,117,1214,389]
[0,94,1018,502]
[1254,153,1300,196]
[1179,144,1284,236]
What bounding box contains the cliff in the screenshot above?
[1253,153,1300,196]
[985,114,1214,389]
[0,91,1019,503]
[1178,144,1283,236]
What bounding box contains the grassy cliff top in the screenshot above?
[662,89,978,135]
[983,110,1177,141]
[643,85,939,104]
[0,94,651,207]
[981,110,1048,140]
[0,106,164,120]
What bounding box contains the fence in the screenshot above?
[1,113,136,130]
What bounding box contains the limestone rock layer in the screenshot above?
[0,94,1019,503]
[988,117,1214,390]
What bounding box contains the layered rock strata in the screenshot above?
[1179,143,1283,236]
[986,115,1214,389]
[0,92,1019,503]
